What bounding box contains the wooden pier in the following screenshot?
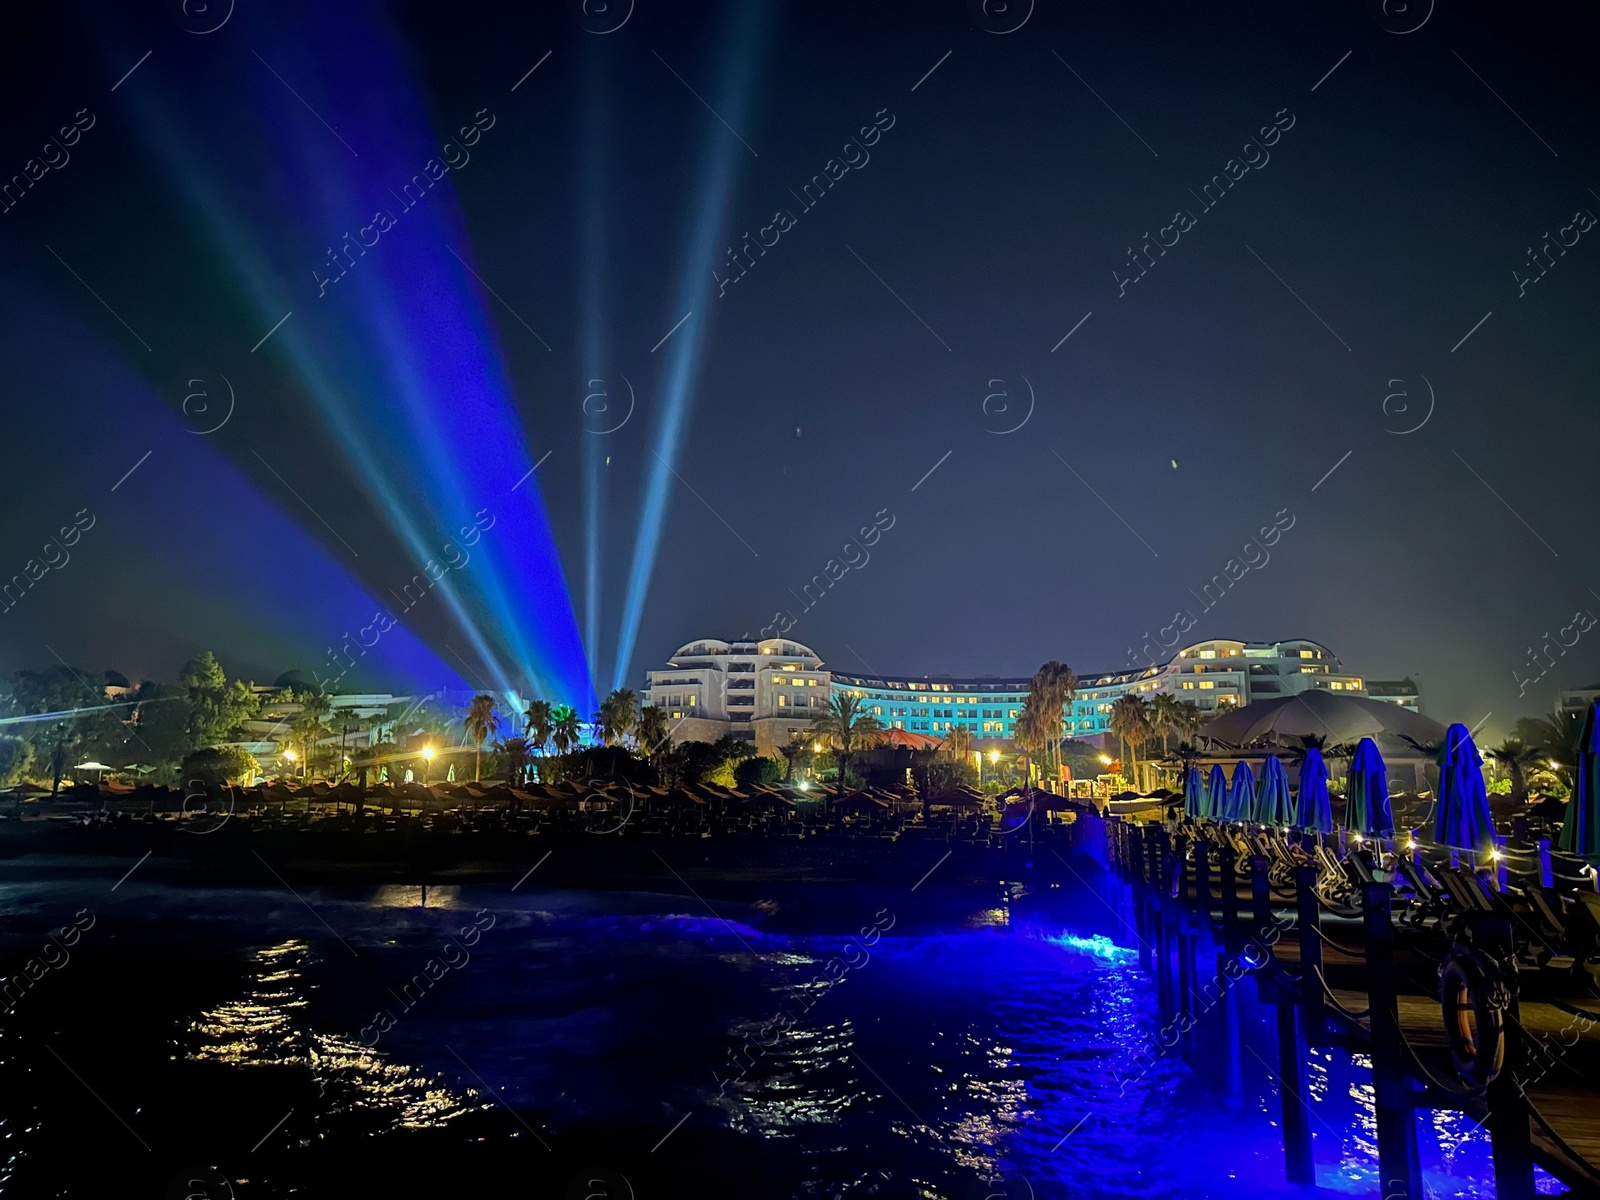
[1076,813,1600,1198]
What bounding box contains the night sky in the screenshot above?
[1,0,1596,733]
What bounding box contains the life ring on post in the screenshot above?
[1438,945,1509,1089]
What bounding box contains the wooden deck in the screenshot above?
[1106,817,1600,1197]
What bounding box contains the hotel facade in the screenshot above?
[643,636,1371,755]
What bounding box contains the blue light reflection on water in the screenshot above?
[0,880,1576,1197]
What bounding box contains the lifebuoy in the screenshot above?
[1439,946,1509,1088]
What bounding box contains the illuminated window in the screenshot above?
[687,694,697,706]
[1198,681,1214,689]
[1181,681,1195,689]
[1351,679,1362,689]
[777,695,787,706]
[1299,650,1315,658]
[1199,650,1217,659]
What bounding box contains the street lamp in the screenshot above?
[283,747,297,780]
[422,744,435,785]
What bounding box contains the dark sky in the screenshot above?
[1,0,1596,735]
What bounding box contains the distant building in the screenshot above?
[235,688,427,760]
[641,638,828,756]
[1367,677,1422,713]
[830,671,1035,744]
[1557,683,1600,722]
[644,636,1369,753]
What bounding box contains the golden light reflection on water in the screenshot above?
[187,939,481,1129]
[366,885,463,909]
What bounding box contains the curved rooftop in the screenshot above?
[667,637,822,662]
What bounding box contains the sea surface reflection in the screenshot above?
[0,878,1566,1197]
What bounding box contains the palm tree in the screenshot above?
[500,736,529,786]
[462,694,501,782]
[361,707,390,751]
[1174,699,1204,744]
[809,693,884,802]
[778,731,814,783]
[941,724,973,762]
[1487,738,1542,808]
[1512,713,1582,788]
[550,704,582,756]
[1027,662,1077,788]
[1012,699,1046,788]
[1148,694,1180,756]
[524,699,553,753]
[596,688,639,747]
[1109,694,1152,789]
[290,690,333,780]
[636,704,671,761]
[524,698,553,780]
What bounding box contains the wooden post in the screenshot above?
[1274,998,1315,1183]
[1173,829,1189,905]
[1178,916,1195,1065]
[1249,856,1272,939]
[1294,865,1326,1045]
[1250,855,1273,1002]
[1155,827,1173,897]
[1194,838,1212,926]
[1362,882,1421,1200]
[1135,887,1152,974]
[1475,913,1535,1200]
[1154,898,1174,1023]
[1216,843,1240,948]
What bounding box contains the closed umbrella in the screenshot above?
[1183,765,1206,821]
[1346,737,1393,836]
[1205,764,1228,821]
[1559,701,1600,862]
[1256,755,1293,827]
[1223,761,1257,822]
[1435,723,1495,854]
[1295,746,1334,833]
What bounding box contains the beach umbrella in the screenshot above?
[1294,746,1335,833]
[1559,701,1600,862]
[1223,761,1256,822]
[1345,737,1393,836]
[1435,723,1495,854]
[1183,765,1206,820]
[1255,755,1293,826]
[1205,764,1228,821]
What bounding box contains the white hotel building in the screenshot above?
[643,637,1372,753]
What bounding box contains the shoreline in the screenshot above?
[0,820,1076,892]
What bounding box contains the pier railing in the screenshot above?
[1079,810,1600,1199]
